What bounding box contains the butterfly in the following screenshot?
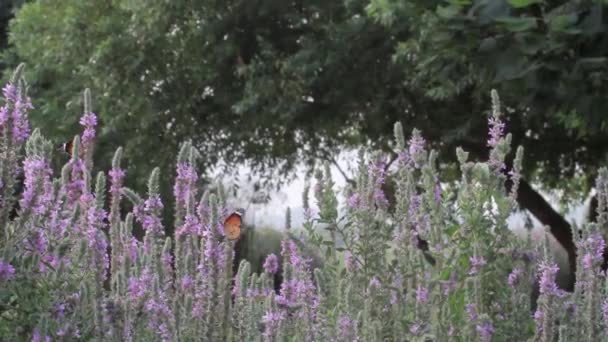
[59,138,75,156]
[58,137,85,159]
[224,210,243,241]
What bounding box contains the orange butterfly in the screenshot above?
[224,211,243,241]
[58,137,88,159]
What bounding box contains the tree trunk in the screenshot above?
[505,178,576,291]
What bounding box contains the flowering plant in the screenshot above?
[0,65,607,341]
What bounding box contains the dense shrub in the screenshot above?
[1,65,607,341]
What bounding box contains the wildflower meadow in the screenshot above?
[1,64,608,342]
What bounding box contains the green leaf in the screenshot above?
[507,0,541,8]
[447,0,472,5]
[548,14,579,33]
[495,16,538,32]
[437,5,461,19]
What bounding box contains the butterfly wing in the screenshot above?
[58,138,74,156]
[224,213,242,240]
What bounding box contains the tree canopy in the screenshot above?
[4,0,608,276]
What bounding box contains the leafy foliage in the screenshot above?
[367,0,608,193]
[5,0,608,205]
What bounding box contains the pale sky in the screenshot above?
[216,151,592,237]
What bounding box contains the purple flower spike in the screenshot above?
[1,82,32,144]
[465,303,478,321]
[468,255,486,275]
[534,309,544,332]
[476,321,495,342]
[174,162,198,206]
[0,261,15,281]
[109,167,125,198]
[538,261,564,297]
[408,131,426,168]
[337,315,357,341]
[507,267,522,288]
[415,285,429,303]
[581,233,606,270]
[79,112,97,151]
[262,310,284,340]
[20,156,53,214]
[487,116,505,148]
[346,193,361,209]
[263,253,279,274]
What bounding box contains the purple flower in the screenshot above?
[409,322,422,336]
[175,214,202,237]
[373,188,388,207]
[369,277,381,289]
[180,275,194,292]
[508,167,521,197]
[20,156,53,214]
[434,179,442,204]
[534,309,544,332]
[468,255,487,275]
[275,239,319,318]
[346,193,361,209]
[161,251,173,273]
[0,261,15,281]
[66,158,86,205]
[487,116,504,148]
[408,131,426,167]
[276,278,315,308]
[127,237,139,261]
[134,195,164,235]
[79,112,97,148]
[476,321,495,342]
[87,228,108,271]
[408,195,422,217]
[109,167,125,199]
[143,291,173,341]
[368,156,389,208]
[263,253,279,274]
[440,272,457,296]
[262,310,284,340]
[30,329,51,342]
[303,207,316,221]
[282,239,309,270]
[415,285,429,303]
[52,302,66,319]
[344,251,357,271]
[30,329,40,342]
[79,112,98,127]
[580,233,605,270]
[465,303,478,321]
[538,261,563,296]
[337,315,357,341]
[488,116,506,171]
[368,157,387,184]
[201,236,223,268]
[128,272,152,300]
[2,83,17,104]
[174,162,198,206]
[1,83,32,144]
[39,253,60,273]
[507,267,522,288]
